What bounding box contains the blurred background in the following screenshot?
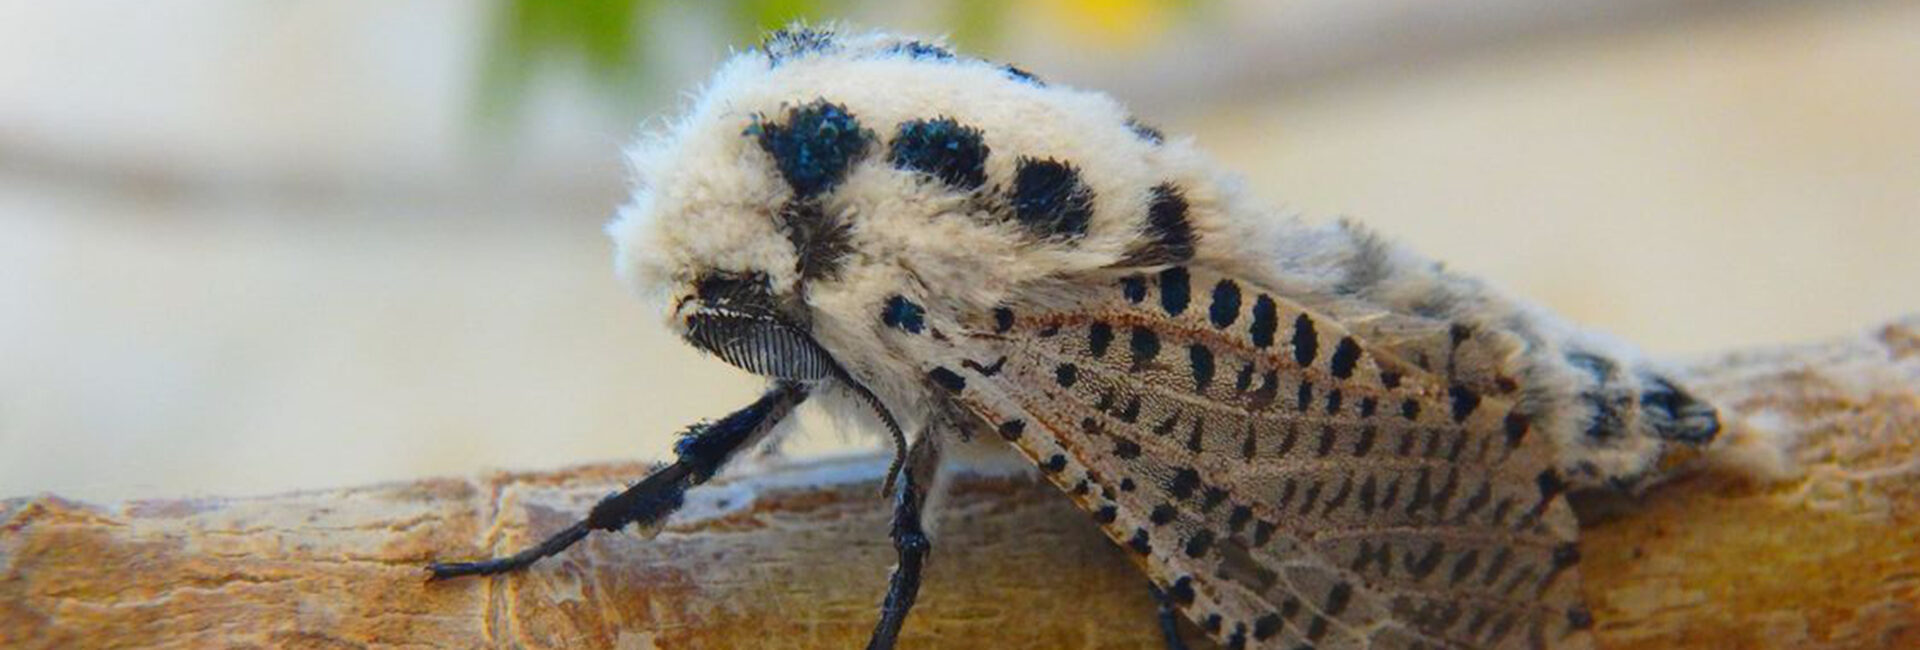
[2,0,1915,503]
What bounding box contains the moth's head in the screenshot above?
[609,27,1233,382]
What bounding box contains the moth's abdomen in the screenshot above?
[907,265,1593,649]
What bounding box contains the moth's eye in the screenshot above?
[693,272,776,309]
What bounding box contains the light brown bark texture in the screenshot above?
[4,317,1918,649]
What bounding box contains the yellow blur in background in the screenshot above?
[2,0,1916,503]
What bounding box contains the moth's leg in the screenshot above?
[426,381,808,580]
[1147,583,1191,650]
[864,430,941,650]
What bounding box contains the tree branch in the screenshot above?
[4,317,1918,649]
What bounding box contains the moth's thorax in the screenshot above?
[603,32,1285,393]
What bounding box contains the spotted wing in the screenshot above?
[910,266,1594,650]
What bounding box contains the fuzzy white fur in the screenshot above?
[609,28,1717,490]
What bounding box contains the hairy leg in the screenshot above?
[865,430,942,650]
[426,381,809,580]
[1148,583,1192,650]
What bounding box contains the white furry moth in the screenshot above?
[428,27,1721,650]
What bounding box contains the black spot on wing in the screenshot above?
[1158,266,1191,316]
[997,419,1025,440]
[1291,314,1319,366]
[1168,467,1202,500]
[1120,275,1148,303]
[1183,530,1215,558]
[1128,528,1153,555]
[1189,344,1215,393]
[1088,321,1114,358]
[1168,576,1196,605]
[1449,385,1482,423]
[1253,614,1282,641]
[1209,280,1241,328]
[1228,505,1252,532]
[1568,605,1595,631]
[1009,158,1093,239]
[1329,337,1362,379]
[1250,295,1277,348]
[1536,469,1570,503]
[889,117,988,190]
[1503,412,1532,447]
[1130,326,1161,371]
[749,100,872,198]
[928,367,966,392]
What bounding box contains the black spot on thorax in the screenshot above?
[1001,64,1044,85]
[887,40,953,60]
[888,118,988,190]
[1120,184,1195,265]
[749,100,872,199]
[1009,158,1093,238]
[760,27,837,66]
[1126,117,1165,144]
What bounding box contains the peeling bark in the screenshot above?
[4,318,1918,649]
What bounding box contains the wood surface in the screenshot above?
[4,317,1917,649]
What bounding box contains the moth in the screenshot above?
[428,27,1721,650]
